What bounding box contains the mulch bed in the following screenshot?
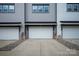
[56,39,79,50]
[0,39,25,51]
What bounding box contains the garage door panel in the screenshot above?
[0,27,19,40]
[29,26,53,39]
[63,26,79,39]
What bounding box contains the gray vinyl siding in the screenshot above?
[57,3,79,21]
[0,3,24,22]
[25,3,56,22]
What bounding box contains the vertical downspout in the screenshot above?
[24,3,28,39]
[54,3,57,39]
[24,3,26,39]
[24,3,26,23]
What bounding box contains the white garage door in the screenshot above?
[0,27,19,40]
[63,26,79,39]
[29,26,53,39]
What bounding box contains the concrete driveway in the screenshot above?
[0,39,78,56]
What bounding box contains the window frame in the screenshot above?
[0,3,15,13]
[32,4,49,13]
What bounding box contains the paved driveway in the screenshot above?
[0,39,78,56]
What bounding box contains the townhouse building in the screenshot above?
[57,3,79,39]
[0,3,79,40]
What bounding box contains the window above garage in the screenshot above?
[67,3,79,12]
[32,4,49,13]
[0,3,15,13]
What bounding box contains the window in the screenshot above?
[32,4,49,13]
[3,5,8,12]
[9,5,15,12]
[0,5,2,12]
[0,3,15,13]
[67,3,79,12]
